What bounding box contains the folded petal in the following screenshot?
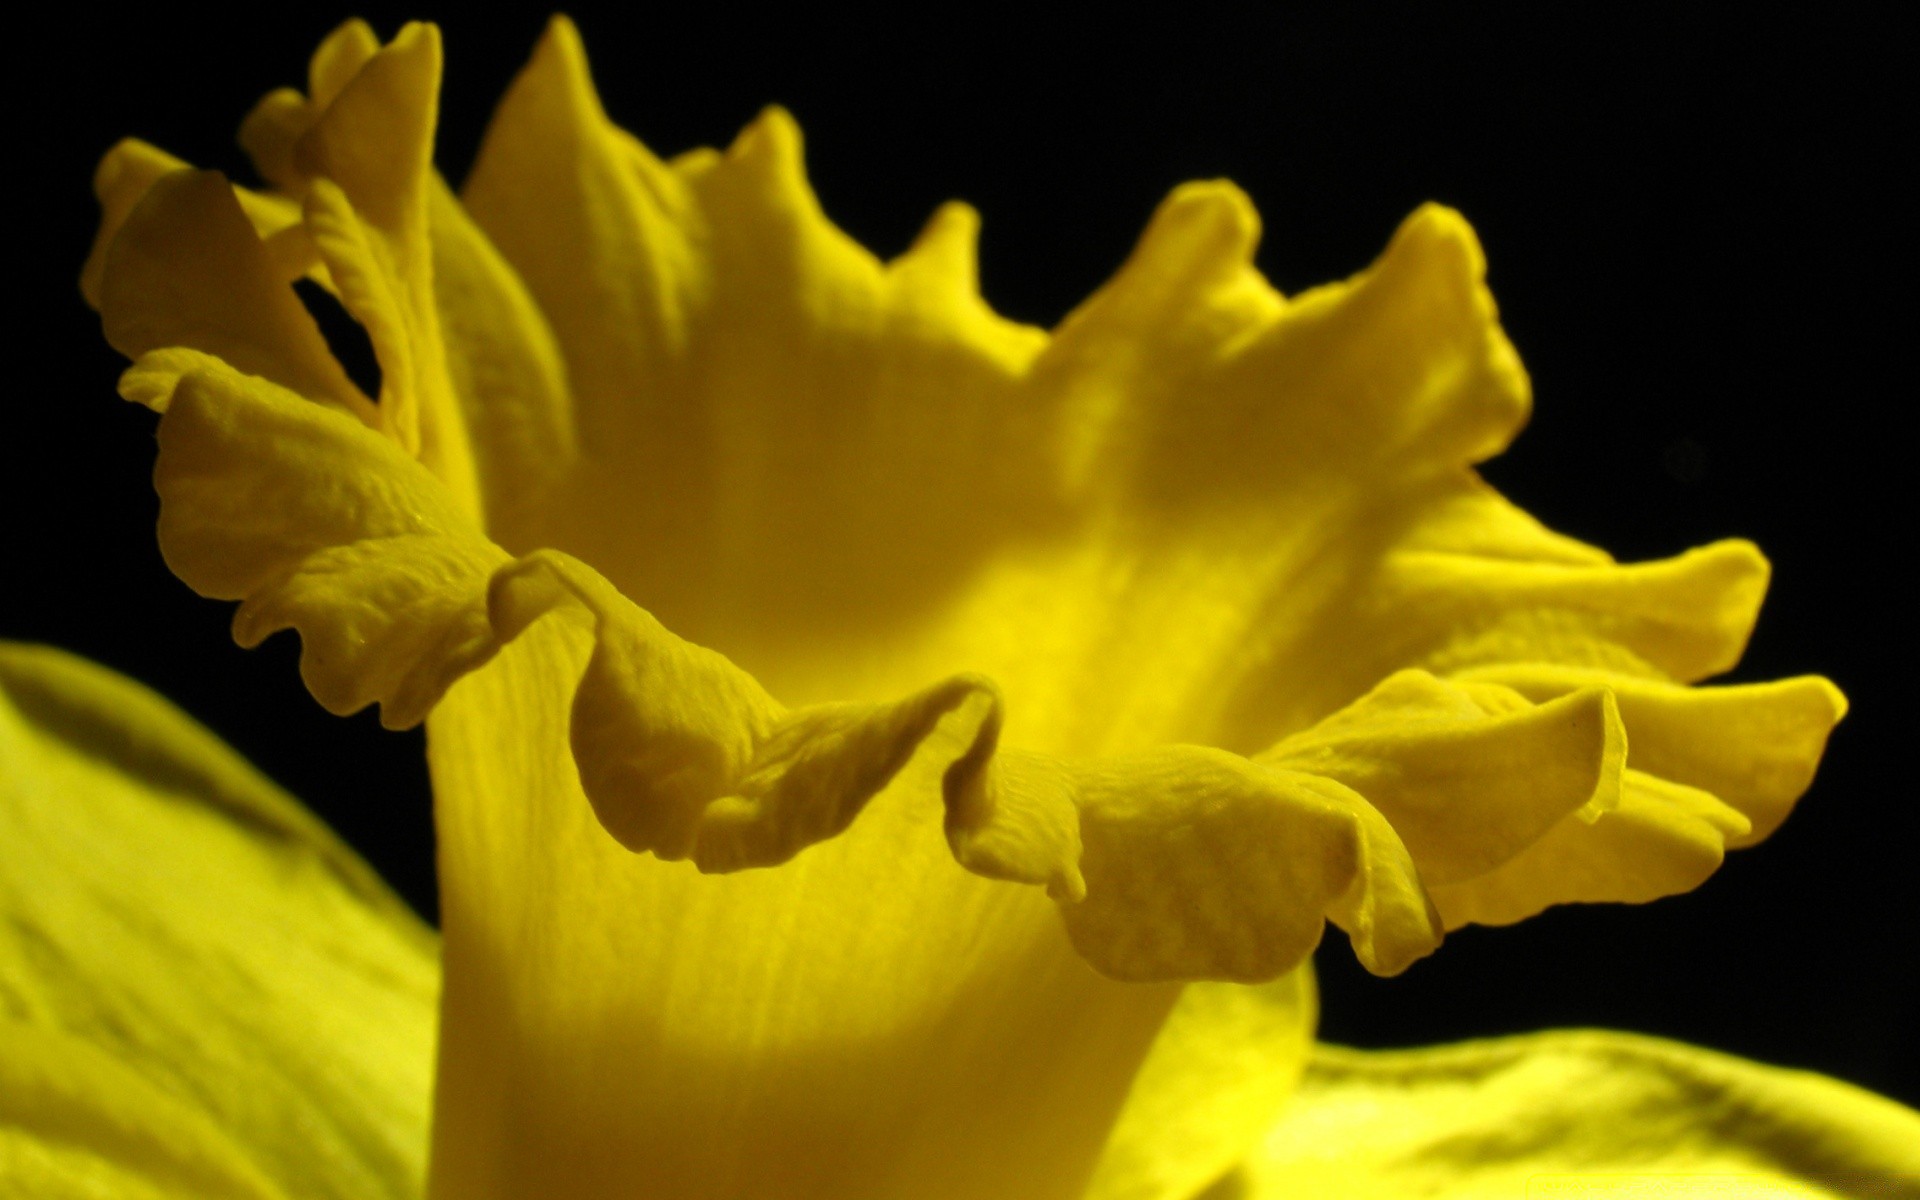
[129,351,503,730]
[1262,670,1624,884]
[81,138,307,308]
[1427,664,1845,927]
[487,549,1000,870]
[0,644,437,1200]
[1235,1031,1920,1198]
[106,42,1840,983]
[1460,663,1846,846]
[951,745,1442,980]
[84,17,1865,1198]
[426,627,1181,1200]
[95,167,371,422]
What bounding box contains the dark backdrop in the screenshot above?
[10,5,1913,1105]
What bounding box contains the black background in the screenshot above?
[9,5,1913,1106]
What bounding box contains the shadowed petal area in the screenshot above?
[0,644,438,1200]
[1233,1031,1920,1198]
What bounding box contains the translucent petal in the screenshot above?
[0,644,437,1200]
[1235,1031,1920,1198]
[425,626,1181,1200]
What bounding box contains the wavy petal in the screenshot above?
[1262,670,1624,884]
[130,353,1010,878]
[487,549,1000,869]
[426,626,1181,1200]
[461,17,1055,661]
[1424,664,1844,927]
[0,644,436,1200]
[1235,1031,1920,1198]
[94,168,370,422]
[99,17,1842,988]
[85,18,1862,1198]
[289,23,479,509]
[1461,663,1845,845]
[129,352,501,730]
[953,745,1441,980]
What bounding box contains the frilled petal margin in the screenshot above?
[0,644,436,1200]
[120,338,1843,985]
[1234,1031,1920,1198]
[85,16,1853,1200]
[95,106,1842,990]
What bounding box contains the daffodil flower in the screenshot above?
[4,15,1916,1199]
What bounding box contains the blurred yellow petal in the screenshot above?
[1237,1031,1920,1198]
[81,138,308,308]
[0,644,437,1200]
[1082,972,1315,1200]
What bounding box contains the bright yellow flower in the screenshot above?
[4,14,1915,1199]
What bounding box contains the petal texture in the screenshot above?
[0,644,438,1200]
[425,626,1183,1200]
[1236,1031,1920,1199]
[83,18,1855,1200]
[88,17,1844,992]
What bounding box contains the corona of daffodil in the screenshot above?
[4,15,1917,1200]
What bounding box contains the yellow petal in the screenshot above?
[1236,1031,1920,1198]
[426,626,1181,1200]
[95,168,371,422]
[87,20,1863,1196]
[1461,663,1846,845]
[237,20,382,191]
[460,17,1053,663]
[130,352,1014,877]
[100,18,1844,990]
[1428,664,1844,927]
[1,1019,284,1199]
[954,745,1442,980]
[486,548,1000,869]
[0,644,437,1200]
[1083,970,1315,1200]
[426,176,578,544]
[129,352,503,730]
[290,23,479,509]
[80,138,307,308]
[1263,670,1624,884]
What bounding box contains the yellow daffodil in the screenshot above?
[4,14,1916,1199]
